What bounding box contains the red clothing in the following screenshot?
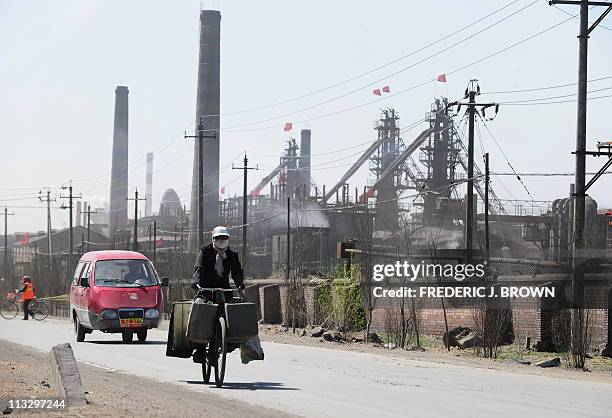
[21,282,35,300]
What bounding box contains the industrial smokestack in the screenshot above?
[189,9,221,250]
[299,129,311,198]
[109,86,129,237]
[82,201,88,226]
[145,152,153,217]
[76,201,82,227]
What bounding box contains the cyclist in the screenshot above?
[191,226,245,296]
[191,226,245,362]
[16,276,35,320]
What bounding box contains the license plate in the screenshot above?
[120,318,143,328]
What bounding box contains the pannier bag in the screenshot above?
[186,298,218,344]
[240,335,265,364]
[166,301,193,358]
[225,302,258,343]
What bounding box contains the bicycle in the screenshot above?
[0,291,49,321]
[194,285,250,388]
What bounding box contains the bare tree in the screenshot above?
[353,207,377,342]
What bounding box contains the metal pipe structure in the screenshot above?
[322,136,390,203]
[369,128,435,192]
[251,161,287,196]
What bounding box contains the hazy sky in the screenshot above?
[1,0,611,234]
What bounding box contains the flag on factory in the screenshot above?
[372,88,381,96]
[382,85,390,93]
[250,186,261,197]
[19,233,29,246]
[220,186,226,194]
[283,122,293,132]
[436,74,447,83]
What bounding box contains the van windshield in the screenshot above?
[94,259,158,287]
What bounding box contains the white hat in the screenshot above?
[212,226,230,238]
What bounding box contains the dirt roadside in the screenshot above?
[0,338,293,417]
[257,325,612,384]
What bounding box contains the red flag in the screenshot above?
[372,88,381,96]
[220,186,225,194]
[283,122,293,132]
[382,85,390,93]
[250,186,261,197]
[155,238,164,248]
[436,74,447,83]
[19,233,29,246]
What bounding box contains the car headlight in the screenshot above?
[100,310,118,320]
[144,308,159,319]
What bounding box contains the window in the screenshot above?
[94,259,158,287]
[79,262,91,286]
[72,262,84,285]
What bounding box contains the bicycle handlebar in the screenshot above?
[195,285,246,301]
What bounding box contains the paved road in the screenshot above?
[1,319,611,417]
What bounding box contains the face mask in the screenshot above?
[214,239,228,250]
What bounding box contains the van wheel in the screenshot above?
[74,317,86,342]
[136,329,147,342]
[122,330,134,343]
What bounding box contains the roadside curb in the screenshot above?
[49,343,87,406]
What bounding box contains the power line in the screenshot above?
[477,115,535,201]
[551,2,612,31]
[483,75,612,94]
[500,93,612,105]
[215,0,540,132]
[497,85,612,103]
[219,8,579,134]
[187,0,527,119]
[493,171,612,176]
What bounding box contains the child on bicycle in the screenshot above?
[16,276,35,320]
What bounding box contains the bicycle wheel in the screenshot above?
[0,301,18,320]
[202,342,212,383]
[213,316,227,388]
[30,301,49,321]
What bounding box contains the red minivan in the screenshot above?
[70,250,168,343]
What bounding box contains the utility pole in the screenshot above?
[39,189,56,269]
[3,207,14,280]
[549,0,612,368]
[484,153,490,264]
[127,189,146,251]
[185,119,217,249]
[60,183,81,273]
[232,153,258,276]
[447,80,498,264]
[286,196,293,331]
[147,224,152,255]
[83,205,98,252]
[153,220,157,263]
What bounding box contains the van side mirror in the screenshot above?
[81,277,90,288]
[161,277,169,287]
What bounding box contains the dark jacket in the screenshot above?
[192,244,244,289]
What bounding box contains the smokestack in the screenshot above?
[82,201,88,226]
[299,129,311,197]
[109,86,129,237]
[189,10,221,250]
[76,201,82,227]
[145,152,153,217]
